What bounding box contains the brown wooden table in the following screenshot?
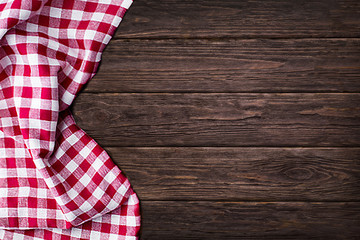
[72,0,360,239]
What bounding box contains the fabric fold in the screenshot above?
[0,0,140,239]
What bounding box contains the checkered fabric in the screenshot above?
[0,0,140,239]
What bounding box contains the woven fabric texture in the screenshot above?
[0,0,140,239]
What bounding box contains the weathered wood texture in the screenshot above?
[115,0,360,39]
[73,0,360,238]
[72,93,360,147]
[105,147,360,201]
[139,201,360,240]
[87,39,360,93]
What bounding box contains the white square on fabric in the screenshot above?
[65,160,79,173]
[71,10,84,21]
[92,187,105,200]
[67,188,79,199]
[89,231,101,239]
[79,147,91,158]
[16,168,29,178]
[36,208,48,219]
[1,117,13,127]
[92,159,103,171]
[27,54,39,65]
[30,98,42,109]
[66,133,79,146]
[79,174,91,186]
[126,216,137,227]
[121,0,133,9]
[91,12,105,22]
[15,148,28,158]
[0,207,9,218]
[70,228,82,238]
[49,7,62,19]
[61,90,75,105]
[18,187,31,197]
[104,171,117,183]
[48,27,60,39]
[79,200,92,212]
[84,29,97,40]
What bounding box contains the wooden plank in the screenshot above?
[139,201,360,239]
[72,93,360,147]
[116,0,360,39]
[87,39,360,93]
[105,147,360,201]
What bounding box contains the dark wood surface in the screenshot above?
[140,201,360,239]
[113,0,360,39]
[87,39,360,93]
[103,147,360,202]
[73,93,360,147]
[73,0,360,239]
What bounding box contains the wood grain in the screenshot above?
[115,0,360,39]
[72,93,360,147]
[105,147,360,201]
[139,201,360,239]
[86,39,360,93]
[79,1,360,238]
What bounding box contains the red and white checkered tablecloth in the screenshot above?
[0,0,140,239]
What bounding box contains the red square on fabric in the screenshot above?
[1,86,12,98]
[40,87,52,100]
[105,185,116,198]
[21,87,33,98]
[79,188,91,199]
[46,219,57,228]
[79,134,91,145]
[77,21,90,30]
[28,197,38,208]
[66,174,77,185]
[24,230,35,237]
[25,158,36,168]
[66,146,78,159]
[43,230,52,239]
[10,0,21,9]
[119,225,127,235]
[65,200,78,210]
[7,197,18,208]
[79,160,91,172]
[54,183,67,196]
[47,199,57,209]
[37,44,47,56]
[8,217,19,228]
[84,1,97,12]
[28,218,38,228]
[101,223,111,234]
[19,107,30,118]
[92,173,102,185]
[38,15,50,25]
[92,145,103,157]
[4,138,15,148]
[7,178,19,188]
[24,65,31,76]
[16,43,27,54]
[38,65,50,76]
[52,161,65,172]
[40,109,53,121]
[6,158,17,168]
[93,200,106,212]
[60,235,71,240]
[101,223,111,233]
[62,1,74,9]
[78,212,90,221]
[28,178,38,188]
